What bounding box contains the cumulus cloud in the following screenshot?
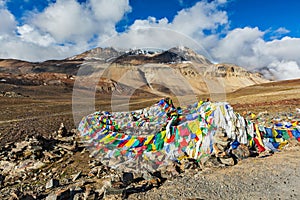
[0,0,131,61]
[101,27,211,57]
[259,37,300,62]
[212,27,264,67]
[30,0,96,42]
[17,24,55,46]
[0,8,17,34]
[0,0,5,7]
[89,0,131,22]
[100,1,228,60]
[211,27,300,80]
[262,61,300,80]
[172,1,228,35]
[0,34,68,60]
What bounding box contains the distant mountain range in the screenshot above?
[0,47,269,96]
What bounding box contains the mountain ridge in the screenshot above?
[0,46,269,96]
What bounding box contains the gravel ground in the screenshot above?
[129,144,300,200]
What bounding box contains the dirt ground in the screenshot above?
[0,84,159,146]
[129,143,300,200]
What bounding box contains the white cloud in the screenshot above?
[217,0,228,4]
[172,1,228,36]
[211,27,300,80]
[17,24,55,46]
[269,27,290,40]
[28,0,131,43]
[0,0,131,61]
[266,60,300,80]
[0,8,17,34]
[100,1,228,60]
[0,0,231,61]
[30,0,96,42]
[274,27,290,35]
[89,0,131,22]
[260,37,300,62]
[212,27,265,67]
[128,1,228,38]
[0,35,66,60]
[102,27,205,51]
[0,0,5,7]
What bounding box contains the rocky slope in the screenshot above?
[77,46,269,96]
[0,123,299,200]
[0,47,269,97]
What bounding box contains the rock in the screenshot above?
[88,159,102,168]
[46,193,57,200]
[180,158,200,170]
[0,161,15,174]
[60,178,70,185]
[46,188,70,200]
[56,188,71,199]
[88,167,98,176]
[46,179,59,189]
[56,142,77,152]
[9,191,19,200]
[142,171,153,180]
[0,91,24,98]
[95,179,112,198]
[85,193,96,200]
[14,160,45,173]
[18,192,36,200]
[122,172,134,185]
[219,157,235,166]
[57,123,68,137]
[70,186,83,193]
[83,187,95,200]
[28,161,46,171]
[0,174,5,186]
[43,151,61,161]
[11,141,29,154]
[202,156,224,168]
[105,187,124,196]
[72,171,82,182]
[73,193,84,200]
[213,128,231,157]
[232,144,250,160]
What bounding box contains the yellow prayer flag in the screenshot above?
[144,135,154,145]
[255,124,264,147]
[188,120,200,133]
[292,121,298,127]
[125,137,136,147]
[100,133,112,143]
[278,140,288,149]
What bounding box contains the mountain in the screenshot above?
[68,47,122,62]
[168,46,212,64]
[95,47,269,96]
[0,47,269,97]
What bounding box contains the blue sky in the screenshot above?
[122,0,300,39]
[0,0,300,79]
[5,0,300,39]
[227,0,300,39]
